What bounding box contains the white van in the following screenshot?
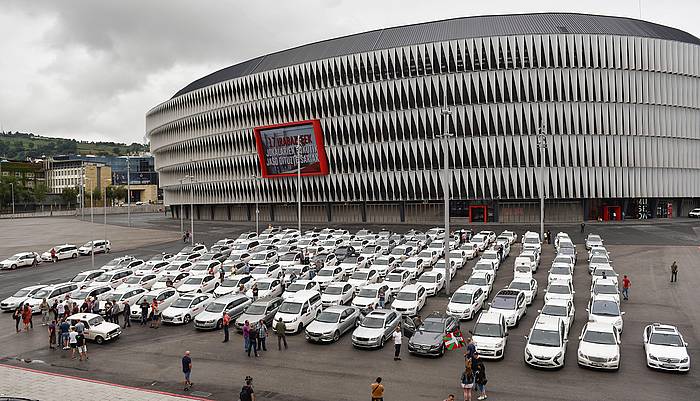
[274,290,323,334]
[26,283,79,310]
[89,269,133,289]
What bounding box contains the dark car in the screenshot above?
[407,312,460,357]
[335,246,356,262]
[198,252,226,263]
[234,296,283,331]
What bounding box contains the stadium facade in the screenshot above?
[147,13,700,224]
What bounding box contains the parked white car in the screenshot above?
[117,274,158,291]
[194,294,252,330]
[513,264,533,281]
[459,243,478,260]
[250,264,283,280]
[78,240,112,255]
[69,270,105,288]
[313,266,344,288]
[433,259,457,280]
[416,271,445,296]
[161,293,213,324]
[383,269,411,293]
[391,284,427,316]
[507,278,538,305]
[643,323,691,372]
[585,234,604,250]
[188,260,222,277]
[370,255,400,277]
[0,252,39,269]
[548,264,573,284]
[152,272,190,290]
[213,274,255,297]
[538,299,575,335]
[282,265,312,284]
[587,296,624,333]
[352,283,393,311]
[400,257,426,279]
[469,234,488,251]
[274,290,323,334]
[544,280,575,304]
[514,255,537,273]
[246,278,283,299]
[282,280,320,299]
[347,269,379,292]
[98,287,148,311]
[0,285,45,311]
[524,315,568,369]
[446,284,486,320]
[129,288,179,320]
[321,282,355,307]
[577,322,621,370]
[67,313,121,344]
[177,275,219,294]
[590,279,621,303]
[40,244,79,262]
[489,289,527,327]
[89,269,133,289]
[465,271,495,298]
[479,251,501,270]
[470,311,508,359]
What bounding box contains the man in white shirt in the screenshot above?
[392,326,402,361]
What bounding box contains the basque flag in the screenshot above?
[442,329,466,350]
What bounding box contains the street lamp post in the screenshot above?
[126,156,131,227]
[178,177,186,235]
[80,163,85,220]
[85,176,95,270]
[9,182,15,217]
[439,90,453,296]
[251,175,260,235]
[296,142,302,235]
[536,128,548,241]
[184,175,195,244]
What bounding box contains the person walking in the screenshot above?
[59,318,70,349]
[40,298,50,326]
[248,322,260,357]
[50,247,57,263]
[251,284,259,301]
[243,320,251,351]
[222,312,230,343]
[77,330,88,361]
[181,351,193,391]
[370,377,384,401]
[670,261,678,282]
[257,319,268,351]
[622,275,631,301]
[48,320,57,349]
[122,301,131,328]
[111,301,120,326]
[22,304,32,331]
[378,288,386,309]
[12,307,21,333]
[239,376,256,401]
[275,317,288,350]
[68,327,79,359]
[460,360,475,401]
[392,326,402,361]
[140,299,149,326]
[473,352,488,400]
[580,222,585,233]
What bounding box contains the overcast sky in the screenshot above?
[1,0,699,144]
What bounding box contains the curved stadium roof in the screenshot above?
[173,12,700,98]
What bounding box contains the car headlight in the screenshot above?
[525,349,532,358]
[554,352,563,359]
[578,350,585,358]
[649,355,658,361]
[680,357,689,363]
[494,340,504,348]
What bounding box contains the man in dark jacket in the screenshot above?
[275,318,288,350]
[473,352,488,400]
[122,301,131,328]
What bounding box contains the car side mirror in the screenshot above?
[586,308,590,312]
[537,309,541,313]
[468,329,473,335]
[578,336,582,340]
[621,311,626,316]
[524,335,528,340]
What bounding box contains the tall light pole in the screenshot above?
[9,182,15,217]
[85,176,95,270]
[251,175,260,235]
[184,175,195,244]
[536,128,547,241]
[80,162,85,220]
[178,177,186,235]
[439,89,453,296]
[126,156,131,227]
[296,142,302,235]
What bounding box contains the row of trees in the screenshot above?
[60,185,129,208]
[0,176,49,206]
[0,176,131,209]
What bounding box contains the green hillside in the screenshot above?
[0,131,147,160]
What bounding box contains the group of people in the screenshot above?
[240,319,269,357]
[47,317,88,361]
[460,339,488,401]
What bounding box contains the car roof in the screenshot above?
[400,284,423,292]
[469,271,490,278]
[324,305,354,313]
[585,321,616,333]
[68,313,101,320]
[477,310,504,324]
[365,309,392,318]
[424,311,450,322]
[649,323,680,334]
[594,279,617,286]
[534,315,561,331]
[251,296,282,306]
[455,284,481,293]
[543,298,569,307]
[146,287,176,295]
[287,290,319,301]
[494,289,521,298]
[213,293,249,303]
[256,277,279,283]
[591,294,619,303]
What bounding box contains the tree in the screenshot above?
[91,187,102,206]
[112,185,127,204]
[33,183,48,204]
[61,187,79,208]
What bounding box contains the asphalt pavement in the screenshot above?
[0,215,698,401]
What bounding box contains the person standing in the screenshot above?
[248,323,260,357]
[219,265,226,284]
[22,304,32,331]
[370,377,384,401]
[464,337,477,365]
[140,299,149,326]
[243,320,251,352]
[40,299,50,326]
[50,247,57,263]
[257,319,268,351]
[104,300,113,323]
[222,312,230,343]
[48,320,57,349]
[621,275,631,301]
[51,300,59,321]
[239,376,255,401]
[378,288,386,309]
[111,302,121,326]
[251,284,259,301]
[460,361,475,401]
[12,307,21,333]
[59,318,70,349]
[74,319,85,335]
[76,330,87,361]
[68,327,79,359]
[580,222,585,233]
[473,352,488,400]
[275,317,288,350]
[670,261,678,282]
[151,300,160,329]
[181,351,193,391]
[122,301,131,328]
[392,326,402,361]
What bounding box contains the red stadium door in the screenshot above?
[469,206,487,223]
[603,206,621,221]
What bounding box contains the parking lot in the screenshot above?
[0,216,698,401]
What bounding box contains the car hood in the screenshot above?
[472,335,505,348]
[306,321,340,333]
[347,279,367,287]
[526,344,562,358]
[195,311,221,321]
[2,296,27,304]
[314,276,334,282]
[275,312,300,323]
[589,314,622,326]
[236,312,264,325]
[490,308,517,319]
[0,259,14,265]
[391,300,417,309]
[579,341,618,358]
[214,286,237,296]
[353,326,383,338]
[447,302,471,312]
[646,344,689,359]
[321,294,342,301]
[410,330,443,346]
[352,297,376,307]
[88,321,121,334]
[177,285,201,292]
[162,307,190,317]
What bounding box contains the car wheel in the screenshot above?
[197,290,202,293]
[439,344,445,356]
[297,323,304,334]
[379,336,385,348]
[216,319,222,330]
[95,336,104,344]
[72,253,78,259]
[332,330,340,342]
[10,264,16,270]
[184,315,192,324]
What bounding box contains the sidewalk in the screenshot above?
[0,364,209,401]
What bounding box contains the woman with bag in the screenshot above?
[473,352,488,400]
[460,360,475,401]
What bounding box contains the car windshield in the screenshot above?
[171,298,194,308]
[137,294,157,304]
[373,259,389,266]
[515,266,530,273]
[324,286,343,295]
[342,256,358,264]
[594,269,616,277]
[278,302,302,314]
[361,317,385,328]
[12,289,32,297]
[588,235,602,242]
[221,278,242,287]
[358,288,378,298]
[417,275,436,284]
[165,264,182,271]
[451,292,473,304]
[509,282,530,291]
[316,311,340,323]
[467,277,487,286]
[286,283,306,292]
[88,316,104,326]
[205,302,227,313]
[390,248,404,255]
[102,259,120,267]
[173,255,189,261]
[591,301,620,316]
[233,244,249,250]
[590,256,608,264]
[554,257,570,264]
[401,261,416,268]
[109,293,127,301]
[396,292,416,301]
[385,274,402,282]
[524,237,539,244]
[350,272,369,280]
[183,277,204,285]
[7,255,22,261]
[421,321,444,333]
[318,269,335,277]
[94,274,114,283]
[583,329,617,345]
[71,273,89,282]
[482,253,497,260]
[649,332,684,346]
[471,235,485,243]
[418,252,432,258]
[474,263,492,271]
[191,264,210,271]
[550,267,570,275]
[449,252,462,259]
[594,285,618,295]
[473,322,502,337]
[257,282,272,290]
[252,254,268,260]
[548,285,570,294]
[491,296,516,309]
[280,253,298,261]
[541,304,567,316]
[251,267,268,275]
[245,304,266,315]
[462,244,475,250]
[529,329,561,347]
